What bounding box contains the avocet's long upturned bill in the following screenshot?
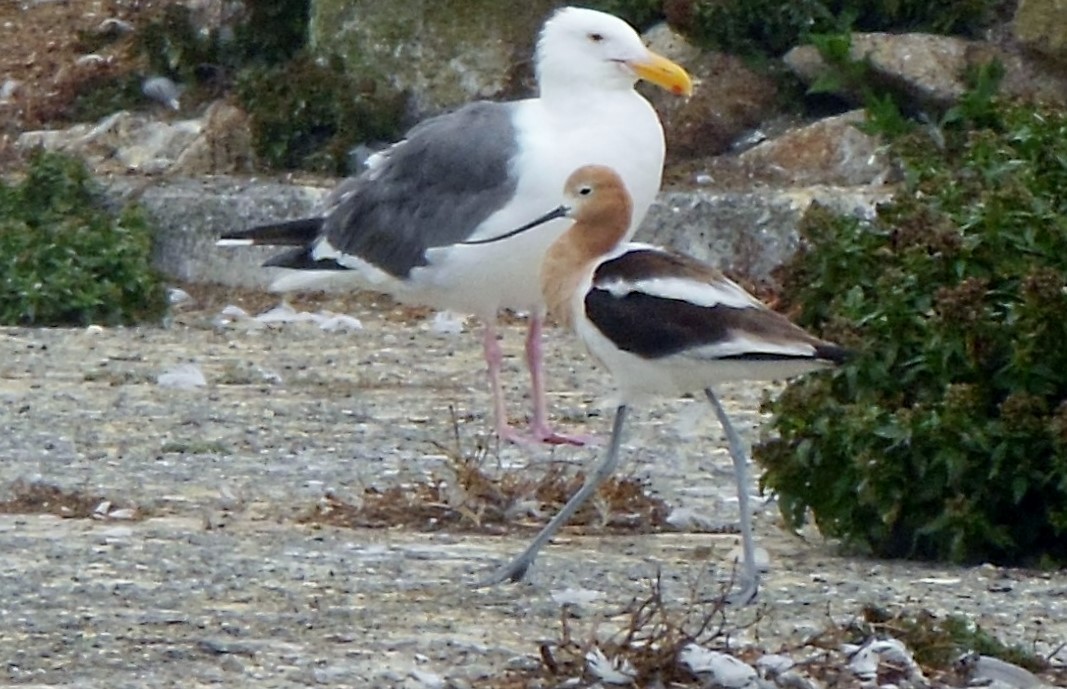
[471,165,848,601]
[217,7,692,446]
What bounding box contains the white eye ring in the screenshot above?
[578,185,593,196]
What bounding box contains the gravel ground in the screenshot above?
[1,293,1064,688]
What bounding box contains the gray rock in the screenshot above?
[103,176,330,288]
[309,0,559,120]
[736,110,895,187]
[643,23,779,160]
[16,102,255,177]
[170,101,256,175]
[18,111,202,175]
[784,33,973,109]
[1013,0,1067,63]
[638,186,891,282]
[784,32,1067,110]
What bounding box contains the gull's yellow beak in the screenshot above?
[628,51,693,97]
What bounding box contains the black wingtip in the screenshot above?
[263,247,348,271]
[219,217,324,246]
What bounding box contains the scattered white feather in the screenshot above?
[167,287,193,305]
[428,310,466,335]
[98,17,134,33]
[678,644,757,688]
[213,303,362,332]
[914,576,962,585]
[157,363,207,390]
[847,637,923,681]
[142,75,181,110]
[866,638,918,669]
[213,304,262,331]
[0,78,18,101]
[256,303,317,324]
[76,54,109,67]
[318,313,364,332]
[221,305,251,319]
[550,587,603,607]
[665,506,720,531]
[93,500,136,521]
[585,646,636,685]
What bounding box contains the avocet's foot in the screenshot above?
[722,574,760,606]
[474,556,533,588]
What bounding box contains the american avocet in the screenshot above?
[467,165,847,600]
[218,7,692,446]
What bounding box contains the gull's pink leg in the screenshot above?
[483,323,526,444]
[525,315,593,446]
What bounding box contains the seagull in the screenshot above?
[217,7,692,445]
[468,165,849,601]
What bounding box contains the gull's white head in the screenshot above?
[535,7,692,98]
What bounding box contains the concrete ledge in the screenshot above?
[106,175,893,290]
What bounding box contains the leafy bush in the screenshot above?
[0,151,168,326]
[685,0,1000,57]
[586,0,664,29]
[754,96,1067,567]
[138,0,309,79]
[130,0,404,173]
[234,54,405,173]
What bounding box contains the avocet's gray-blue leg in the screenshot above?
[705,388,760,604]
[476,405,630,586]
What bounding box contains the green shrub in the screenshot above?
[754,98,1067,567]
[234,54,405,173]
[232,0,311,65]
[129,0,404,173]
[0,151,168,326]
[137,0,310,80]
[685,0,1000,57]
[586,0,664,29]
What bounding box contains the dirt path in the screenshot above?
[1,296,1064,687]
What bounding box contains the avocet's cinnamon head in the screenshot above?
[559,165,634,245]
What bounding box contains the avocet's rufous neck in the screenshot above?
[541,165,632,329]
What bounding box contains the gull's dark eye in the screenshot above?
[588,32,604,43]
[578,185,593,196]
